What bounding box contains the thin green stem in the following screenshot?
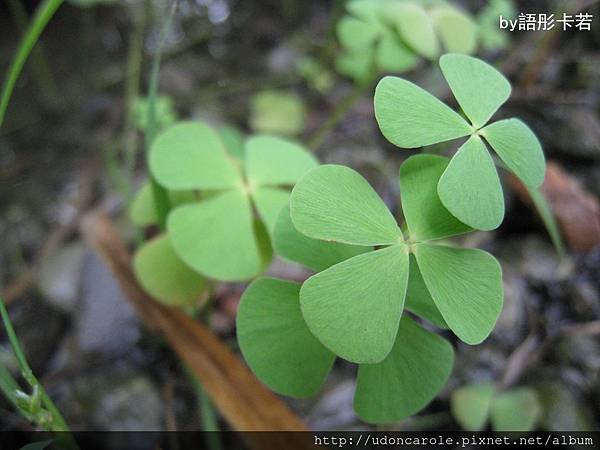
[145,1,176,230]
[0,297,73,437]
[123,0,148,201]
[185,366,223,450]
[306,78,373,151]
[0,0,63,129]
[5,0,59,102]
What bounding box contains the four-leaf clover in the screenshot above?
[375,53,546,230]
[146,121,318,281]
[237,153,504,423]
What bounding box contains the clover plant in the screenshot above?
[336,0,478,83]
[237,153,504,423]
[451,383,541,431]
[375,53,546,230]
[129,121,318,306]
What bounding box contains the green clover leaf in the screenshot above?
[451,382,496,431]
[490,387,541,432]
[375,53,546,230]
[289,157,502,361]
[129,182,195,227]
[133,234,206,307]
[300,244,410,364]
[354,315,454,423]
[236,278,335,398]
[273,204,370,272]
[149,122,318,280]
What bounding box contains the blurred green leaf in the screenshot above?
[245,135,318,187]
[430,6,477,54]
[168,190,262,280]
[249,91,306,136]
[491,387,541,431]
[133,234,206,306]
[451,382,495,430]
[150,122,241,191]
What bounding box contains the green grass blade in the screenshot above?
[0,0,63,129]
[145,3,177,230]
[528,185,566,257]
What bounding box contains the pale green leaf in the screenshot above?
[386,2,439,59]
[354,315,454,423]
[249,91,306,136]
[300,245,409,364]
[451,382,496,430]
[440,54,511,128]
[168,190,264,281]
[374,76,472,148]
[273,205,370,272]
[346,0,381,23]
[133,234,206,307]
[491,388,541,431]
[415,243,503,345]
[376,31,418,73]
[400,153,471,241]
[438,136,505,230]
[245,135,318,187]
[430,6,477,54]
[129,182,195,227]
[481,118,546,188]
[252,187,290,237]
[337,16,380,51]
[149,122,241,190]
[335,50,374,83]
[290,165,402,246]
[218,125,245,160]
[237,278,335,398]
[405,255,447,329]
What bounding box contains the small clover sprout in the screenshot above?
[336,0,477,82]
[146,121,318,281]
[375,53,546,230]
[249,91,306,137]
[132,95,177,132]
[451,383,541,431]
[237,153,504,423]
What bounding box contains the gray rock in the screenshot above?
[62,368,163,431]
[37,242,86,313]
[498,236,573,283]
[76,252,139,355]
[308,379,361,430]
[493,268,529,345]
